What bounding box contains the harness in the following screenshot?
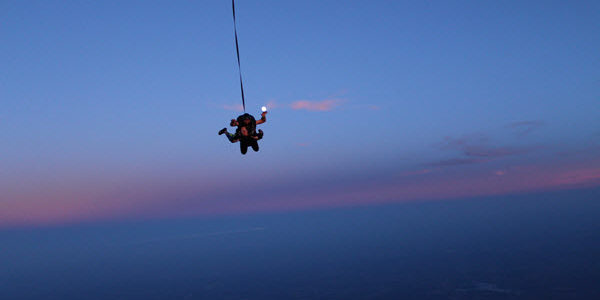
[236,113,257,137]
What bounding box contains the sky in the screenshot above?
[1,0,599,228]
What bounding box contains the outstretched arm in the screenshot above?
[256,111,267,125]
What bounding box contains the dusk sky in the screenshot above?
[2,0,599,228]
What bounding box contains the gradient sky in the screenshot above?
[2,0,599,228]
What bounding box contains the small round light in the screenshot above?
[261,106,267,112]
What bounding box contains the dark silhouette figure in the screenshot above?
[219,111,267,154]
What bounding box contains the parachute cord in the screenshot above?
[232,0,246,112]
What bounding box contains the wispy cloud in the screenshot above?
[463,145,528,158]
[223,99,345,112]
[551,168,600,187]
[427,158,488,167]
[290,99,343,111]
[265,100,284,110]
[456,282,519,295]
[132,227,266,246]
[437,135,489,150]
[4,157,600,229]
[507,120,544,137]
[431,135,530,167]
[399,169,432,176]
[223,104,244,111]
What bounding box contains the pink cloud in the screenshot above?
[223,104,244,111]
[3,150,600,229]
[184,164,596,216]
[265,100,284,110]
[551,168,600,187]
[290,99,342,111]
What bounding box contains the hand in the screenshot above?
[261,111,267,117]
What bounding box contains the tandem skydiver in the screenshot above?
[219,109,267,154]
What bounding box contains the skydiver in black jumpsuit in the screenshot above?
[218,111,267,154]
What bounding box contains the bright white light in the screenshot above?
[261,106,267,112]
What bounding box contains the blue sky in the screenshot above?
[1,0,599,227]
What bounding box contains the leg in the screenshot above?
[250,140,259,152]
[225,131,239,143]
[219,127,240,143]
[240,140,249,154]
